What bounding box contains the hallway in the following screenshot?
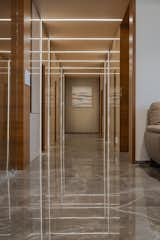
[1,134,160,239]
[1,0,160,239]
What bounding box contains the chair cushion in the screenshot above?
[147,125,160,133]
[148,102,160,125]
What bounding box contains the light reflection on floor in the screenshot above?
[0,134,160,239]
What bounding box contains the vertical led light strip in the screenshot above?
[107,51,111,233]
[39,20,43,240]
[62,73,66,194]
[103,61,107,223]
[6,60,10,172]
[47,39,51,240]
[62,73,65,143]
[7,60,11,220]
[60,67,64,202]
[60,68,63,142]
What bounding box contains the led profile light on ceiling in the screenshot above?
[0,51,11,53]
[45,67,120,70]
[30,37,120,41]
[0,38,11,40]
[0,19,11,22]
[30,59,120,63]
[63,72,120,75]
[31,72,120,76]
[30,50,120,54]
[30,18,122,22]
[51,59,120,63]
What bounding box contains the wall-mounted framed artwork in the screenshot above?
[72,86,93,108]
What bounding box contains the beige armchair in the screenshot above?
[145,102,160,163]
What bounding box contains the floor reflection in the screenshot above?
[0,134,160,239]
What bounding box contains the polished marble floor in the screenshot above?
[0,134,160,239]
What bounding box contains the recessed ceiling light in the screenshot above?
[30,18,122,22]
[29,37,120,41]
[0,19,11,22]
[63,72,120,75]
[45,67,120,70]
[52,60,120,63]
[0,51,11,53]
[0,38,11,40]
[31,72,120,75]
[30,50,120,54]
[30,59,120,63]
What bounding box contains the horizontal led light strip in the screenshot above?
[30,37,120,41]
[54,60,120,63]
[30,50,120,54]
[45,67,120,70]
[31,72,120,75]
[0,38,11,41]
[0,19,11,22]
[31,67,120,70]
[30,18,122,22]
[64,72,120,75]
[31,60,120,63]
[0,51,11,53]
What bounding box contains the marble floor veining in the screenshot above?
[0,134,160,239]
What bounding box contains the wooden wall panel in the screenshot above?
[120,0,136,161]
[42,64,48,152]
[120,8,129,152]
[0,81,7,170]
[10,0,31,169]
[100,89,103,137]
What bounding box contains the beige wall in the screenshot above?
[65,77,100,133]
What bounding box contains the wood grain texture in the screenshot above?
[10,0,31,170]
[0,81,8,170]
[120,7,129,152]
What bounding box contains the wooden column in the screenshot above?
[0,72,8,170]
[10,0,31,169]
[120,0,136,161]
[120,8,129,152]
